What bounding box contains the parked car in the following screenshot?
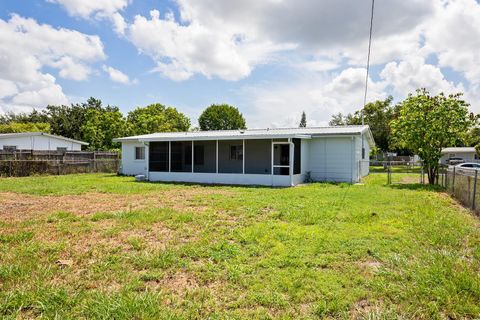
[448,157,464,165]
[455,162,480,170]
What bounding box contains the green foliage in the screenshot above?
[127,103,190,135]
[0,99,190,151]
[198,104,246,130]
[329,97,395,152]
[299,111,307,127]
[0,122,50,133]
[81,106,128,151]
[391,89,472,184]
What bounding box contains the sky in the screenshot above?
[0,0,479,128]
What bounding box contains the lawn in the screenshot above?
[0,174,479,319]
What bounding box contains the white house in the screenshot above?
[0,132,88,151]
[440,147,478,164]
[113,126,374,186]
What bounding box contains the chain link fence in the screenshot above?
[445,167,479,214]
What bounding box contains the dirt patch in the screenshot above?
[144,271,199,294]
[350,299,384,319]
[359,260,382,277]
[0,188,234,222]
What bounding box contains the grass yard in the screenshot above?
[0,174,479,319]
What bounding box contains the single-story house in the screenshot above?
[113,126,374,187]
[0,132,88,152]
[440,147,478,164]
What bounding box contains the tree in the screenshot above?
[0,122,50,133]
[299,111,307,127]
[81,106,128,150]
[127,103,190,135]
[198,104,246,131]
[391,89,472,184]
[328,97,396,152]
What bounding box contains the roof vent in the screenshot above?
[239,130,245,134]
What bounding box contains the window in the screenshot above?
[362,147,366,160]
[171,141,192,172]
[135,146,145,160]
[57,147,67,152]
[230,145,243,160]
[3,145,17,152]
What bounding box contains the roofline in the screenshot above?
[0,132,89,145]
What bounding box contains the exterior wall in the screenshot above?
[148,171,291,186]
[355,133,370,179]
[308,137,355,182]
[0,135,82,151]
[120,141,148,176]
[440,152,477,164]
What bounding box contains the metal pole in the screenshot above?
[452,167,456,193]
[473,170,478,210]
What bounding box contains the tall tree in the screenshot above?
[328,97,395,152]
[299,111,307,127]
[81,106,128,150]
[127,103,190,135]
[198,104,246,131]
[391,89,472,184]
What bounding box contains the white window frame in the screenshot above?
[272,142,291,175]
[134,146,145,161]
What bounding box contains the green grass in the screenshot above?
[0,173,479,319]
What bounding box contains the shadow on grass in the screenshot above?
[388,183,445,192]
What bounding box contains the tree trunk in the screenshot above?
[427,165,437,185]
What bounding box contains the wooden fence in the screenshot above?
[0,150,119,177]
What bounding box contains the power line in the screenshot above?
[362,0,375,126]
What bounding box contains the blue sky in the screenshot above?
[0,0,479,128]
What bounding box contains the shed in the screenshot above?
[113,126,375,186]
[0,132,88,151]
[440,147,478,164]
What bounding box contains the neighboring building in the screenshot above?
[113,126,375,186]
[0,132,88,152]
[440,147,478,164]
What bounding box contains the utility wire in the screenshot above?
[362,0,375,126]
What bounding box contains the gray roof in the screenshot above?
[113,126,375,146]
[441,147,476,153]
[0,132,89,145]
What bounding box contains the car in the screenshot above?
[455,162,480,170]
[447,157,464,165]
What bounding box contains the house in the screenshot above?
[113,126,375,186]
[440,147,478,164]
[0,132,88,152]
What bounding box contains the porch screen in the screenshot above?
[245,139,271,174]
[149,142,169,172]
[293,138,301,174]
[218,140,243,174]
[171,141,192,172]
[194,141,216,173]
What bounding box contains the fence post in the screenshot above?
[452,167,456,193]
[9,160,12,177]
[473,170,478,211]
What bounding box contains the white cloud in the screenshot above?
[380,57,464,98]
[0,14,105,113]
[241,68,387,128]
[47,0,128,18]
[48,0,130,35]
[102,65,136,84]
[127,9,292,81]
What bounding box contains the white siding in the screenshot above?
[308,137,355,182]
[440,152,477,164]
[0,135,82,151]
[120,141,148,176]
[355,133,370,179]
[149,172,291,186]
